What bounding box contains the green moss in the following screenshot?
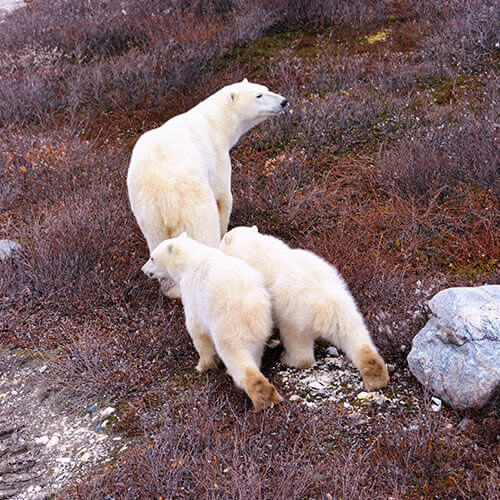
[13,347,56,361]
[449,258,498,278]
[366,29,391,44]
[417,73,486,105]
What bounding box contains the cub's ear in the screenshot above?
[222,233,233,246]
[251,225,259,232]
[241,77,248,83]
[179,232,188,240]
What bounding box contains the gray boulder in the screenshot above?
[407,285,500,409]
[0,239,21,260]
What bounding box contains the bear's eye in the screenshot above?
[256,94,263,98]
[150,257,154,263]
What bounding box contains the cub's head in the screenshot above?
[220,225,259,257]
[226,78,288,127]
[142,232,190,280]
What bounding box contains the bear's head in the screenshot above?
[142,232,191,281]
[226,79,287,130]
[220,225,259,256]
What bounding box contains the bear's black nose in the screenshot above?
[281,99,288,108]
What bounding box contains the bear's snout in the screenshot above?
[141,261,155,279]
[280,99,288,108]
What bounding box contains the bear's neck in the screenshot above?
[195,97,253,151]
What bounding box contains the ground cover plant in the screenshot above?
[0,0,498,498]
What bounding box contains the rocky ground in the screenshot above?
[0,0,25,22]
[0,349,130,499]
[0,341,447,499]
[276,346,441,416]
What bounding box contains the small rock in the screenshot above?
[309,381,326,391]
[39,365,47,374]
[87,403,98,413]
[0,239,21,260]
[387,363,396,373]
[101,406,115,419]
[326,347,339,357]
[289,394,301,401]
[95,423,102,431]
[46,435,59,447]
[457,418,473,432]
[80,452,91,462]
[35,435,49,445]
[431,397,442,412]
[357,391,373,402]
[56,457,71,464]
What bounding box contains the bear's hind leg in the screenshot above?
[244,366,284,411]
[216,344,282,411]
[358,345,389,391]
[279,321,315,369]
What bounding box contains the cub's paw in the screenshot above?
[195,357,219,373]
[245,368,283,411]
[160,279,181,300]
[280,351,314,370]
[359,345,389,391]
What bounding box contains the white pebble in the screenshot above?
[101,406,115,419]
[35,435,49,445]
[46,435,59,447]
[357,391,373,401]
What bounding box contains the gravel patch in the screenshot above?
[0,348,130,499]
[0,0,25,22]
[277,348,422,418]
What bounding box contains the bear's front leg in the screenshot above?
[159,277,181,300]
[186,317,220,372]
[216,192,233,238]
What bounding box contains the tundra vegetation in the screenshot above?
[0,0,498,497]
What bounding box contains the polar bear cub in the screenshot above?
[128,79,287,298]
[220,227,389,391]
[142,233,283,410]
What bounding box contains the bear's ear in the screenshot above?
[223,233,232,246]
[179,232,188,240]
[251,225,259,232]
[241,77,248,83]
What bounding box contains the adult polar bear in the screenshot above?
[127,79,287,297]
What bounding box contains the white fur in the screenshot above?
[142,233,283,409]
[128,79,287,297]
[220,227,389,391]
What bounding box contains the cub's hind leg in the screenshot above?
[279,319,315,369]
